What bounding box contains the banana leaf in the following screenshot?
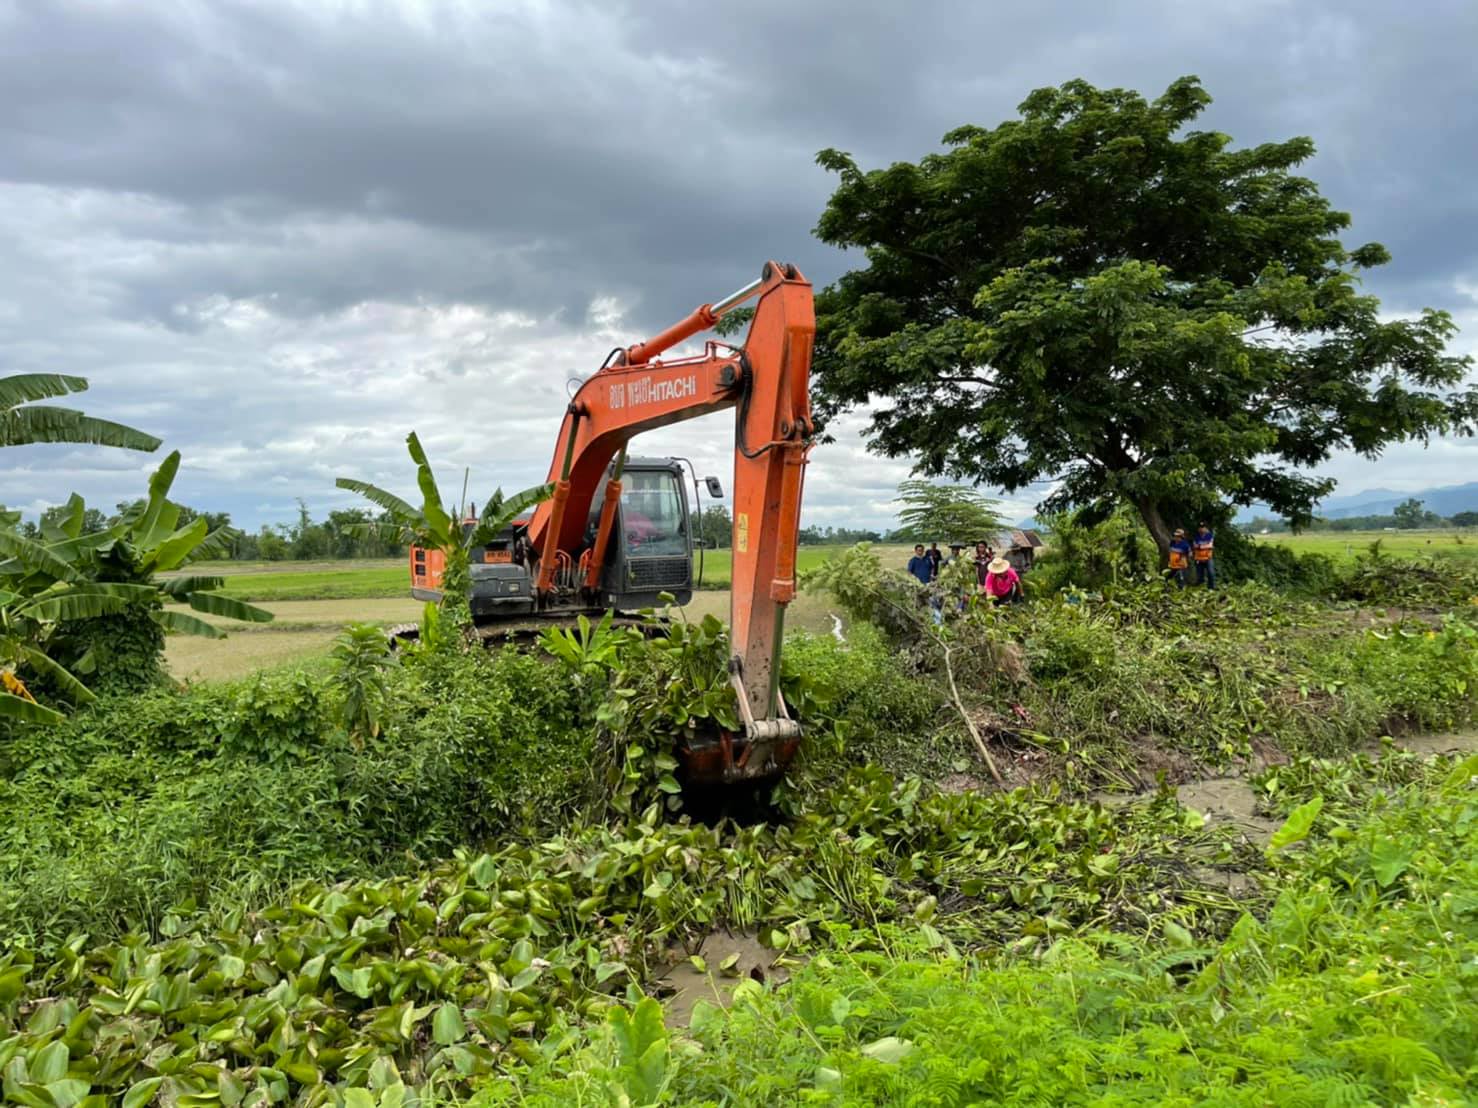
[406,432,455,545]
[0,528,79,582]
[335,479,419,526]
[153,609,226,639]
[0,689,64,725]
[15,644,96,705]
[186,592,273,623]
[16,582,157,621]
[159,575,226,598]
[146,517,209,573]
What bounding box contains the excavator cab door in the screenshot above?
[597,460,695,609]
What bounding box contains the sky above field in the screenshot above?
[4,0,1478,532]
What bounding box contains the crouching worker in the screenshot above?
[982,555,1022,604]
[1167,528,1192,589]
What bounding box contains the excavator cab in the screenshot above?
[583,458,694,610]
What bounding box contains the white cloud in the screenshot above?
[3,0,1477,536]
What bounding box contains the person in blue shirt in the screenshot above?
[1167,528,1192,589]
[907,544,933,586]
[1193,523,1216,589]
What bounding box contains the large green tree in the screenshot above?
[810,76,1476,558]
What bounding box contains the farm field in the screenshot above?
[1253,527,1478,564]
[163,558,408,601]
[164,590,846,681]
[694,542,915,589]
[173,544,919,602]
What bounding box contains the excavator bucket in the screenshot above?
[677,725,804,787]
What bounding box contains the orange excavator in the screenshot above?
[409,262,816,785]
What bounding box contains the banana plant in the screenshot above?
[1,581,162,723]
[337,431,553,623]
[1,372,160,451]
[0,452,273,695]
[0,527,157,723]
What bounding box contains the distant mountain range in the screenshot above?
[1009,482,1478,531]
[1234,482,1478,522]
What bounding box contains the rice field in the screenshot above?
[1250,528,1478,564]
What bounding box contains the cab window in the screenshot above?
[620,471,686,557]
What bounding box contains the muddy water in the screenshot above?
[1100,731,1478,848]
[656,930,791,1028]
[1390,731,1478,758]
[1175,777,1282,846]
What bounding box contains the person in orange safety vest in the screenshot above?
[1192,522,1216,589]
[1167,528,1192,589]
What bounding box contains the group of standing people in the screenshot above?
[904,522,1217,602]
[1167,523,1217,589]
[907,539,1023,609]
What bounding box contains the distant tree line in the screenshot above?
[19,498,406,561]
[692,504,887,549]
[1242,499,1478,534]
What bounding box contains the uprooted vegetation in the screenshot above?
[3,549,1478,1104]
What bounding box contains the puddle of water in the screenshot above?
[1190,865,1258,897]
[1175,777,1281,846]
[655,930,790,1028]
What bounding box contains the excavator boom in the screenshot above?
[526,262,815,782]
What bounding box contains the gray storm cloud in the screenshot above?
[1,0,1475,530]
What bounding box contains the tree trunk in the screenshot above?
[1134,497,1173,565]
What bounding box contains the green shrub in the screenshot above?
[53,603,168,696]
[344,645,595,852]
[222,670,333,763]
[330,622,398,746]
[0,643,595,951]
[783,623,944,775]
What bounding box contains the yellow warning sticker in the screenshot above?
[736,512,749,554]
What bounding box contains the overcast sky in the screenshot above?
[4,0,1476,532]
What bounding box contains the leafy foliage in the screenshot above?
[1,561,1476,1103]
[0,373,160,452]
[490,751,1478,1106]
[0,756,1255,1102]
[808,542,1478,779]
[331,623,398,747]
[0,451,272,700]
[892,479,1003,545]
[810,76,1475,555]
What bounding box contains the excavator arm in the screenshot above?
[525,261,814,781]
